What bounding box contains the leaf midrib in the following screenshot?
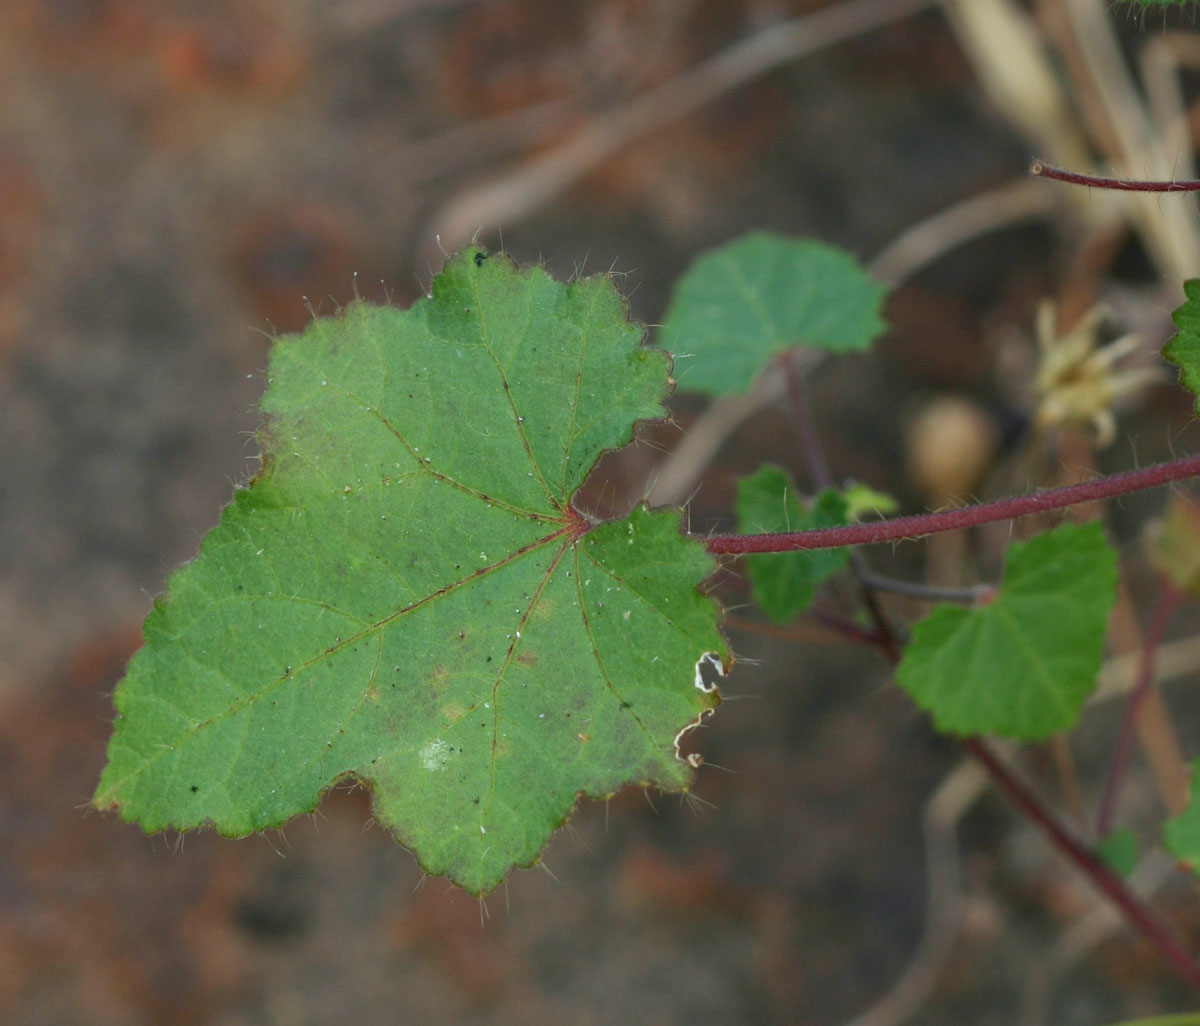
[97,521,577,804]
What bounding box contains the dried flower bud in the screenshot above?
[906,395,999,505]
[1033,301,1163,448]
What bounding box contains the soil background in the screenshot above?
[2,2,1200,1024]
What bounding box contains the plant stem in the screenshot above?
[964,737,1200,990]
[724,612,870,646]
[703,453,1200,555]
[1031,159,1200,193]
[857,586,1200,989]
[856,573,994,604]
[737,371,1200,985]
[781,349,835,490]
[780,351,899,659]
[1096,581,1184,839]
[806,608,895,650]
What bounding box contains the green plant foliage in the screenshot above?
[840,481,899,520]
[1100,1018,1200,1026]
[735,465,849,622]
[1163,280,1200,413]
[1147,495,1200,596]
[660,231,887,396]
[1097,826,1138,878]
[895,523,1117,740]
[1164,761,1200,875]
[94,247,727,895]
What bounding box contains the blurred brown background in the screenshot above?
[4,0,1200,1024]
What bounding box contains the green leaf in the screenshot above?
[735,465,850,622]
[1097,826,1138,878]
[1163,280,1200,412]
[1146,496,1200,596]
[841,481,899,520]
[1164,761,1200,876]
[661,231,887,396]
[95,247,727,895]
[895,523,1117,740]
[1099,1018,1200,1026]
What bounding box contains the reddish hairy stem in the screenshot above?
[806,608,894,650]
[724,374,1200,979]
[964,737,1200,989]
[859,577,1200,988]
[1031,159,1200,193]
[746,393,1200,981]
[781,349,835,490]
[703,454,1200,555]
[859,576,1200,988]
[1096,582,1184,839]
[779,351,900,658]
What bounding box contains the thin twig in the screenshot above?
[780,352,901,660]
[842,761,989,1026]
[423,0,939,254]
[703,453,1200,554]
[868,177,1056,285]
[646,175,1063,510]
[781,393,1200,999]
[781,350,835,489]
[759,371,1200,996]
[725,613,857,645]
[326,0,476,37]
[1017,851,1180,1026]
[1054,0,1200,279]
[963,737,1200,990]
[645,364,789,508]
[1096,581,1183,838]
[1095,632,1200,702]
[1031,159,1200,193]
[806,608,894,650]
[390,98,580,188]
[855,573,994,604]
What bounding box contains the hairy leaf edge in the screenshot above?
[93,246,732,893]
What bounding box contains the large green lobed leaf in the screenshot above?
[895,523,1117,740]
[660,231,886,396]
[95,247,727,894]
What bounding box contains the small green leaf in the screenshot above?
[895,523,1117,740]
[1099,1018,1200,1026]
[1147,496,1200,596]
[1163,280,1200,413]
[661,232,887,396]
[736,465,849,622]
[1164,761,1200,875]
[1097,827,1138,878]
[95,247,727,895]
[841,481,899,520]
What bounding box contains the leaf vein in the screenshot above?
[468,267,563,510]
[105,526,573,795]
[572,546,661,753]
[479,533,575,832]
